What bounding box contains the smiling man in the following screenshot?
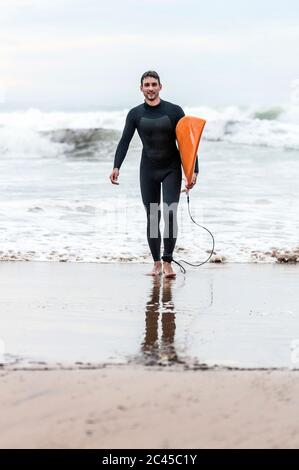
[109,70,198,278]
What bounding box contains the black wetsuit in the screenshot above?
[113,99,198,263]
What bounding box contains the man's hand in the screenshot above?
[185,172,198,190]
[109,168,119,185]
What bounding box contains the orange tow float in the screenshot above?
[175,116,206,187]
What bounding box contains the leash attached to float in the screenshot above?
[172,116,215,274]
[172,188,215,274]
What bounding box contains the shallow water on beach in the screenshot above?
[1,262,299,370]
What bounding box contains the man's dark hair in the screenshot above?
[140,70,161,86]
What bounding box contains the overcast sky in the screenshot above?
[1,0,299,110]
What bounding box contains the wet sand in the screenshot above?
[1,261,299,368]
[1,261,299,448]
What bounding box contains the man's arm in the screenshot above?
[176,106,199,174]
[113,109,136,170]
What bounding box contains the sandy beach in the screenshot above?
[1,261,299,449]
[0,366,299,449]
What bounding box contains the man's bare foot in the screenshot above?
[163,261,176,278]
[145,261,162,276]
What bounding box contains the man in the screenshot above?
[109,70,198,278]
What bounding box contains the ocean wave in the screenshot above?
[1,104,299,157]
[0,126,70,159]
[44,127,120,158]
[253,107,284,120]
[185,105,299,150]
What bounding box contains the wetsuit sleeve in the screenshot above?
[113,109,136,170]
[194,154,199,174]
[176,106,199,174]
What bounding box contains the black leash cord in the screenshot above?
[173,191,215,274]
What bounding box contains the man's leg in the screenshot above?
[161,166,182,269]
[140,164,162,267]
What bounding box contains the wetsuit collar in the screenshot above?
[143,98,163,109]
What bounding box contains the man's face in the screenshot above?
[140,77,162,101]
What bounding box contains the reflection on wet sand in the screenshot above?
[141,276,184,366]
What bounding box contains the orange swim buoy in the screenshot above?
[176,116,206,186]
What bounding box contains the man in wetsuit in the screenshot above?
[109,71,198,278]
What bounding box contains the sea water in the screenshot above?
[0,104,298,264]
